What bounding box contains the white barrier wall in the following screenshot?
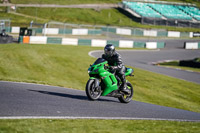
[29,36,47,44]
[143,30,157,37]
[72,29,88,35]
[11,27,20,34]
[146,42,157,49]
[62,38,78,45]
[91,39,107,47]
[189,32,193,38]
[168,31,180,37]
[116,28,132,35]
[185,42,198,49]
[119,40,133,48]
[43,28,59,35]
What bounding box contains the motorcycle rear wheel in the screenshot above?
[118,82,133,103]
[85,79,101,100]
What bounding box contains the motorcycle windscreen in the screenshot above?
[93,58,107,65]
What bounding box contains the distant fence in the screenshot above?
[46,22,102,36]
[0,19,11,33]
[9,26,200,38]
[141,17,200,28]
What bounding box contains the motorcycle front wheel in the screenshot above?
[118,82,134,103]
[85,79,101,100]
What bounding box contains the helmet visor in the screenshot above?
[104,49,113,57]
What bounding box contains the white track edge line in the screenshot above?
[88,49,160,58]
[0,81,84,92]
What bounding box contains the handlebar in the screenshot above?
[104,65,116,74]
[104,66,110,70]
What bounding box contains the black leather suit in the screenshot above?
[102,52,126,87]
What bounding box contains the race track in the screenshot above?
[0,81,200,121]
[0,42,200,121]
[90,49,200,84]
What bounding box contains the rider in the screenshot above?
[102,44,128,93]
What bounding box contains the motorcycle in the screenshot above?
[86,58,134,103]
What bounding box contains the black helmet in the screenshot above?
[104,44,115,57]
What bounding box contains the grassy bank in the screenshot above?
[0,7,46,26]
[0,44,199,113]
[15,7,200,32]
[0,119,199,133]
[1,6,200,32]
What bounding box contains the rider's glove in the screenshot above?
[109,66,117,71]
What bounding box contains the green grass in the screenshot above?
[0,119,200,133]
[1,0,199,31]
[159,60,200,73]
[0,44,199,113]
[0,13,45,27]
[1,5,200,32]
[14,7,200,32]
[159,61,180,66]
[0,44,200,132]
[0,7,46,26]
[0,44,93,89]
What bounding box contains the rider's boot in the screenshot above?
[120,83,129,94]
[119,76,129,94]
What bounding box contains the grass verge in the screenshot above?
[0,44,199,113]
[1,6,200,32]
[16,7,200,32]
[0,119,200,133]
[0,8,46,26]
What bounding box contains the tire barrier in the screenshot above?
[11,27,20,34]
[62,38,78,45]
[19,36,166,49]
[184,42,200,49]
[29,36,47,44]
[91,39,107,47]
[168,31,181,38]
[43,28,59,35]
[116,28,132,35]
[0,36,13,44]
[143,30,157,37]
[119,40,134,48]
[180,59,200,68]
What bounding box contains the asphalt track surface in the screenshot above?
[0,81,200,121]
[90,49,200,84]
[0,3,118,9]
[0,42,200,121]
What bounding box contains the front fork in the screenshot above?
[89,77,101,93]
[89,77,100,88]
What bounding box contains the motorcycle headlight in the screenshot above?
[88,67,92,73]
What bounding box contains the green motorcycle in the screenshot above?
[86,58,134,103]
